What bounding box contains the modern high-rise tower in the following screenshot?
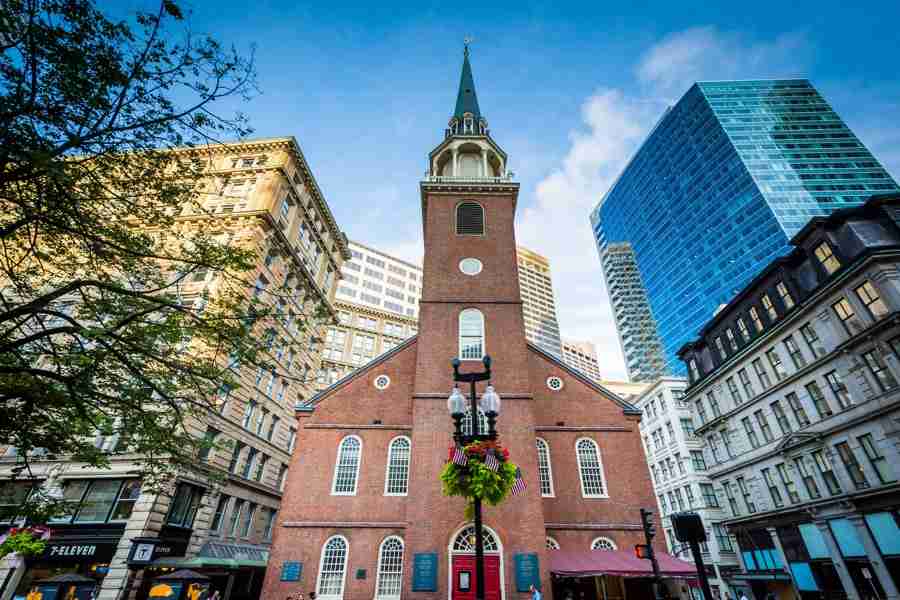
[591,79,899,374]
[600,242,669,382]
[516,245,563,356]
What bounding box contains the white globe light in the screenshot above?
[479,385,501,415]
[447,386,466,416]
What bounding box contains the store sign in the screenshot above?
[47,544,99,558]
[42,541,116,562]
[412,553,438,592]
[127,536,190,566]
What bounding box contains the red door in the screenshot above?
[452,555,501,600]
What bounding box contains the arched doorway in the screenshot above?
[448,524,504,600]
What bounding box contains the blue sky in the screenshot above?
[114,0,900,379]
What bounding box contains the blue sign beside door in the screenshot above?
[412,552,438,591]
[514,553,540,592]
[281,561,303,582]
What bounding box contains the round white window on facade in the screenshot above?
[459,258,483,276]
[547,376,564,391]
[374,374,391,390]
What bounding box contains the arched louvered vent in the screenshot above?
[456,202,484,235]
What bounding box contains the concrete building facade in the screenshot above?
[635,378,741,600]
[0,138,349,600]
[517,246,563,357]
[260,48,660,600]
[561,339,602,382]
[678,194,900,600]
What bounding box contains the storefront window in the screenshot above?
[49,479,141,524]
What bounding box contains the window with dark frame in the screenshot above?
[784,335,807,369]
[795,456,821,499]
[754,409,774,443]
[762,294,778,321]
[800,323,826,358]
[813,450,842,495]
[738,368,756,399]
[456,202,485,235]
[777,463,801,503]
[166,483,204,528]
[762,468,784,508]
[862,349,898,391]
[742,417,759,448]
[736,477,756,513]
[832,297,857,335]
[766,349,788,381]
[858,433,892,484]
[752,358,772,390]
[771,400,792,435]
[786,392,811,428]
[737,318,751,342]
[776,281,795,310]
[835,442,869,490]
[805,381,832,418]
[824,370,853,409]
[49,479,141,525]
[750,307,765,333]
[814,241,841,274]
[726,377,743,405]
[855,281,888,319]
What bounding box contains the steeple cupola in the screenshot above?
[428,44,509,180]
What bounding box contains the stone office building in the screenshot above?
[678,194,900,600]
[0,138,349,600]
[260,48,662,600]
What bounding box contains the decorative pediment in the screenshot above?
[775,431,822,454]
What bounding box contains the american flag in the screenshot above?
[511,467,527,495]
[452,444,468,466]
[484,449,499,472]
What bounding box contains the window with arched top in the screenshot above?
[384,436,411,496]
[536,438,555,497]
[459,309,484,360]
[456,202,484,235]
[452,525,500,553]
[546,536,560,550]
[576,438,608,498]
[375,536,404,599]
[591,537,617,551]
[316,535,349,599]
[332,436,361,495]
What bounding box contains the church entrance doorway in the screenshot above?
[450,525,504,600]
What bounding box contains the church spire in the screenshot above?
[453,43,481,120]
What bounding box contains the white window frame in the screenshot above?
[576,437,609,498]
[383,436,411,497]
[315,534,349,600]
[591,537,617,550]
[458,308,485,360]
[331,435,362,496]
[374,535,405,600]
[536,438,555,497]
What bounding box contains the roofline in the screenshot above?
[297,335,419,409]
[526,342,641,415]
[348,239,423,272]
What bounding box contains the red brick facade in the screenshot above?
[260,55,657,600]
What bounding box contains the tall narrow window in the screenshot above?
[862,349,898,391]
[536,438,555,497]
[456,202,485,235]
[835,442,869,490]
[856,281,889,319]
[750,307,765,333]
[784,335,807,369]
[737,318,751,342]
[384,437,411,496]
[776,281,795,310]
[858,433,892,484]
[800,323,826,358]
[375,536,404,600]
[332,436,362,495]
[317,535,349,599]
[832,298,857,334]
[459,309,485,360]
[795,456,821,499]
[762,294,778,321]
[805,381,832,418]
[576,438,607,498]
[814,450,842,495]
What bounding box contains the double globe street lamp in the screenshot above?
[447,355,502,600]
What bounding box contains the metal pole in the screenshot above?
[470,378,486,600]
[689,540,714,600]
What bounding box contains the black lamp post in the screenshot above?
[448,355,502,600]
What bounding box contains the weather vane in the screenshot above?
[464,35,473,55]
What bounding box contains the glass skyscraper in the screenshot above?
[591,79,899,374]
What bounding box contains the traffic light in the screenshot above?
[640,508,656,541]
[634,544,651,560]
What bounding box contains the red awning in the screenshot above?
[549,550,698,578]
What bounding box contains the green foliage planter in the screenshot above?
[0,527,49,559]
[440,442,518,518]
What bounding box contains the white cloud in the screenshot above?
[518,26,813,381]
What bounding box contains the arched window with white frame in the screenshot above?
[316,535,349,599]
[459,308,484,360]
[536,438,555,497]
[546,536,560,550]
[375,536,404,599]
[576,437,608,498]
[384,436,411,496]
[332,435,361,495]
[591,537,617,551]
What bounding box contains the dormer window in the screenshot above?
[776,281,795,310]
[814,241,841,275]
[689,358,700,382]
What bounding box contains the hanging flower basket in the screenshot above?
[0,526,50,559]
[440,440,517,518]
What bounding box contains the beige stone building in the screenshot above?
[561,338,603,381]
[0,137,349,600]
[517,246,563,356]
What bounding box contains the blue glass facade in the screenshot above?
[591,79,899,374]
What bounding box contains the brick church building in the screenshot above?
[261,47,661,600]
